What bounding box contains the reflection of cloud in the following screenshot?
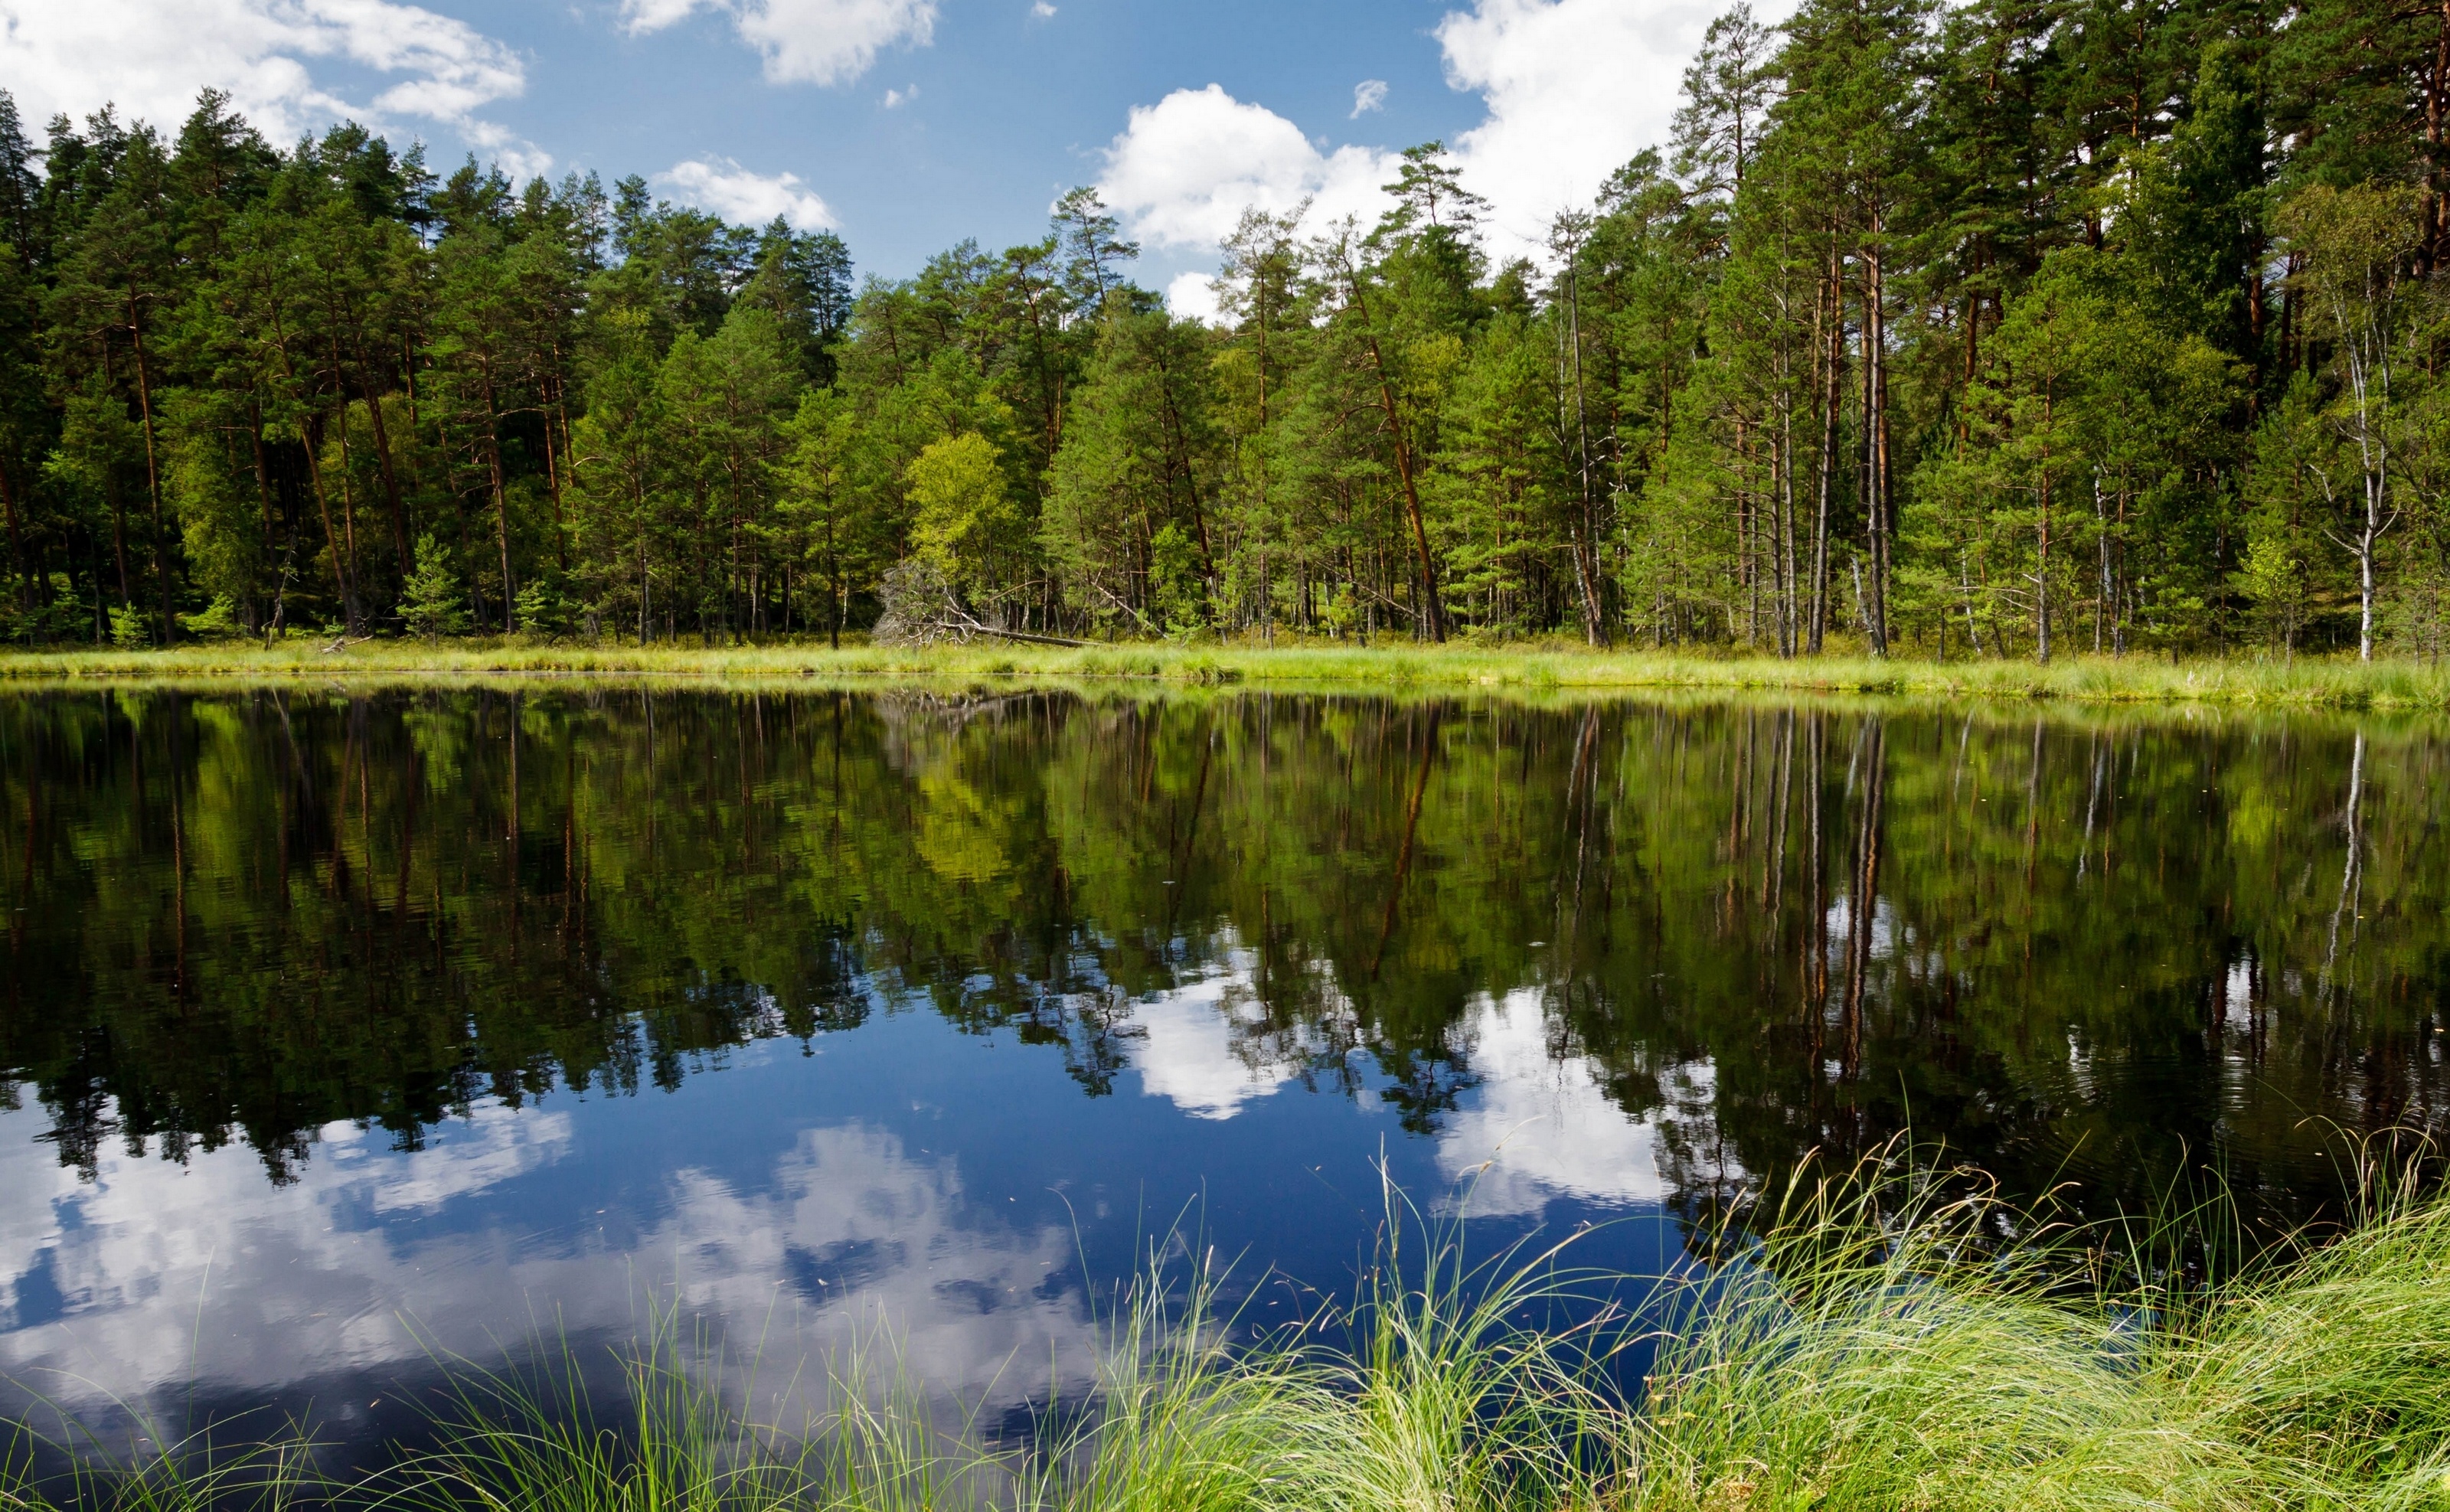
[351,1106,575,1212]
[1130,969,1295,1120]
[655,1125,1086,1392]
[0,981,1700,1431]
[1436,991,1704,1217]
[0,1089,1086,1425]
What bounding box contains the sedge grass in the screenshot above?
[10,1154,2450,1510]
[5,634,2450,710]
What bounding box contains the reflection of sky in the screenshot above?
[0,965,1702,1439]
[1437,991,1680,1218]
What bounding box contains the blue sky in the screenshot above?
[2,0,1735,306]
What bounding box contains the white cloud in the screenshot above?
[1031,1,1057,15]
[1166,271,1225,325]
[622,0,936,87]
[1350,78,1389,118]
[1100,0,1779,266]
[0,0,536,168]
[657,157,836,227]
[620,0,708,28]
[461,119,555,184]
[883,83,919,108]
[1436,0,1729,257]
[1096,84,1400,253]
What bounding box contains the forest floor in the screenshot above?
[4,635,2449,709]
[5,632,2450,710]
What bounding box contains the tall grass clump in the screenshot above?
[2177,1167,2450,1507]
[1021,1193,1628,1512]
[0,1417,318,1512]
[370,1317,978,1512]
[1629,1158,2250,1512]
[1630,1144,2450,1512]
[1028,1259,1311,1512]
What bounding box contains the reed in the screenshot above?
[8,1155,2449,1510]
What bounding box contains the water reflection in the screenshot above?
[0,686,2443,1442]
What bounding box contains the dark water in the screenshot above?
[0,686,2443,1454]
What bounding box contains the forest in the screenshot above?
[0,0,2438,661]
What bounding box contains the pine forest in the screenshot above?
[0,0,2439,661]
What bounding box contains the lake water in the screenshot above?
[0,686,2442,1458]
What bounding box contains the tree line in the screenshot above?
[0,0,2440,658]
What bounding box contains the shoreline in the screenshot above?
[2,639,2447,710]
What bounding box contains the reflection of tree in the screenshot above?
[0,690,2444,1232]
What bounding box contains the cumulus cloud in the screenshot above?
[1436,0,1727,256]
[622,0,936,87]
[883,83,919,108]
[1166,271,1225,325]
[0,0,536,167]
[657,158,836,228]
[1097,84,1400,254]
[1100,0,1773,267]
[1031,1,1057,15]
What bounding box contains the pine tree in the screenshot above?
[398,534,467,641]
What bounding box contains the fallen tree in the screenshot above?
[871,560,1086,648]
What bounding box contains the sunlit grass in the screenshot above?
[5,633,2450,709]
[8,1151,2450,1510]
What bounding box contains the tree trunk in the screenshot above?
[351,344,413,580]
[1860,227,1890,657]
[1341,256,1446,642]
[0,459,30,618]
[129,309,176,643]
[1810,255,1842,654]
[477,364,515,633]
[298,410,364,633]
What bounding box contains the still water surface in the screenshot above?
[0,687,2442,1452]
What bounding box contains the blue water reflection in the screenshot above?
[0,971,1692,1451]
[2,686,2438,1458]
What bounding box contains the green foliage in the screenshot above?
[106,603,147,648]
[178,594,240,638]
[0,5,2436,658]
[398,534,467,641]
[906,431,1020,604]
[1148,521,1206,636]
[512,576,573,637]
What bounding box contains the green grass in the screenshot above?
[5,634,2450,709]
[10,1155,2450,1510]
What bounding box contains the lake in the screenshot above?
[0,686,2442,1460]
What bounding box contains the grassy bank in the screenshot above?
[4,636,2450,709]
[11,1160,2450,1511]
